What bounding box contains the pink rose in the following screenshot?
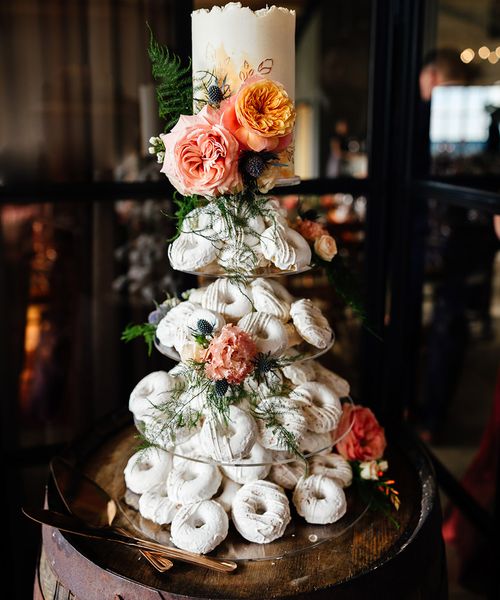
[221,76,295,152]
[160,106,242,198]
[205,324,258,385]
[336,405,387,461]
[314,235,337,261]
[295,219,328,241]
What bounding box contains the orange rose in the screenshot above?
[222,77,295,152]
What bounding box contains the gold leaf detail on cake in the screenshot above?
[239,60,255,81]
[258,58,274,74]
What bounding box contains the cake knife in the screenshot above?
[23,508,237,572]
[49,457,173,572]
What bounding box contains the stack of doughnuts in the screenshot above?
[125,360,352,554]
[168,200,312,274]
[154,277,333,359]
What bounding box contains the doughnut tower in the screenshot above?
[124,3,356,556]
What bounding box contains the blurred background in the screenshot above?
[1,0,499,598]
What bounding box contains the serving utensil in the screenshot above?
[50,457,172,572]
[23,508,237,573]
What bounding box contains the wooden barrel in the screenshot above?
[36,410,447,600]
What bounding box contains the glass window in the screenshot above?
[417,0,500,179]
[0,0,184,185]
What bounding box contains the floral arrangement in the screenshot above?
[145,30,338,280]
[335,404,400,521]
[122,29,398,525]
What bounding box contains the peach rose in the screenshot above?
[295,219,328,241]
[160,105,242,198]
[336,405,387,461]
[222,77,295,152]
[205,324,258,385]
[179,341,208,363]
[314,235,337,261]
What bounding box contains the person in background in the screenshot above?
[441,214,500,596]
[415,49,499,442]
[326,119,350,177]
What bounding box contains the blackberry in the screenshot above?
[197,319,214,335]
[244,154,266,178]
[214,379,228,396]
[208,85,224,105]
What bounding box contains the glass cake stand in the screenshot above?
[119,485,369,562]
[154,332,335,363]
[178,263,313,278]
[124,399,364,561]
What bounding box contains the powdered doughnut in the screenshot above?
[129,371,179,422]
[171,500,229,554]
[221,442,272,484]
[282,361,316,385]
[185,308,225,339]
[268,460,306,490]
[202,278,252,322]
[124,448,172,495]
[213,478,241,513]
[256,397,307,451]
[262,197,288,226]
[291,382,342,433]
[299,430,332,454]
[238,312,288,355]
[166,457,222,504]
[250,278,293,321]
[188,287,207,304]
[293,475,347,524]
[218,230,264,272]
[290,299,333,349]
[199,405,257,462]
[168,232,219,272]
[138,483,179,525]
[180,205,219,233]
[155,301,199,348]
[312,361,351,397]
[260,224,312,271]
[232,480,291,543]
[309,453,353,488]
[284,322,303,347]
[244,368,284,399]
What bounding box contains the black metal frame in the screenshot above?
[2,1,500,595]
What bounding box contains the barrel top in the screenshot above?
[44,410,437,599]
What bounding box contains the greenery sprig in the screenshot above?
[147,24,192,132]
[121,323,157,356]
[351,463,400,528]
[252,401,305,460]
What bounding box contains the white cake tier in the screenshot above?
[191,2,297,182]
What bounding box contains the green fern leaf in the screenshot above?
[147,24,192,132]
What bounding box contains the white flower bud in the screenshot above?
[148,146,156,155]
[359,460,379,480]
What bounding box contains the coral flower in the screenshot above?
[336,404,387,462]
[205,324,258,385]
[160,105,242,198]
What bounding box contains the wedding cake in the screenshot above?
[122,3,393,558]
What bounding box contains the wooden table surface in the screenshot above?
[37,410,447,600]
